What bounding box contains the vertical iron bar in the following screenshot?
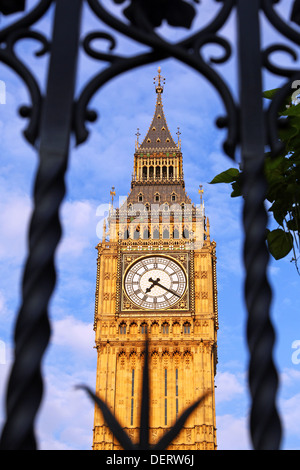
[236,0,282,450]
[0,0,82,449]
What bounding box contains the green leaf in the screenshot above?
[266,228,293,260]
[282,102,300,117]
[263,88,280,100]
[264,154,284,171]
[268,203,285,227]
[230,181,242,197]
[209,168,240,184]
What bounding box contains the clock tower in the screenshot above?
[92,68,218,450]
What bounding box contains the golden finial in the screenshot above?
[135,128,140,149]
[154,66,165,93]
[110,186,116,206]
[198,184,204,202]
[176,127,181,148]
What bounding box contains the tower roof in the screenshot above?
[137,67,180,153]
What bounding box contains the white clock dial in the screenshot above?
[124,255,187,310]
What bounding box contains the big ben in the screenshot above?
[92,68,218,450]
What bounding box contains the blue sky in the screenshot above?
[1,0,300,450]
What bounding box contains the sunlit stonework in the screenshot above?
[92,68,218,450]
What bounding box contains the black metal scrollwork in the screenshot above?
[0,0,53,144]
[0,0,25,16]
[113,0,200,30]
[74,0,238,159]
[1,0,299,451]
[262,0,300,155]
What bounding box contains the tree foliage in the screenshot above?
[210,89,300,273]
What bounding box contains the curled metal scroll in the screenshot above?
[262,0,300,155]
[74,0,238,159]
[0,0,53,144]
[0,29,50,144]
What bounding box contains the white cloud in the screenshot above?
[0,290,7,317]
[281,368,300,388]
[215,371,245,404]
[51,315,94,359]
[36,366,95,450]
[57,199,98,258]
[280,392,300,437]
[0,190,32,262]
[216,414,251,450]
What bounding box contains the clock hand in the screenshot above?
[155,281,181,298]
[145,277,180,298]
[145,277,160,293]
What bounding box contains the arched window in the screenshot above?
[183,228,189,239]
[156,166,161,178]
[138,193,143,202]
[173,228,179,239]
[149,166,154,178]
[169,166,174,178]
[162,166,167,178]
[143,166,147,178]
[154,192,160,202]
[183,322,191,334]
[143,228,150,239]
[141,323,148,334]
[162,323,169,334]
[163,228,169,239]
[153,228,159,239]
[119,323,126,334]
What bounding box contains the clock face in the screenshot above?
[124,255,187,310]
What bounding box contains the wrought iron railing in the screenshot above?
[1,0,299,450]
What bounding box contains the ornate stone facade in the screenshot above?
[92,68,218,450]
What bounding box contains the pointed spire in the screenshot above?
[138,67,179,153]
